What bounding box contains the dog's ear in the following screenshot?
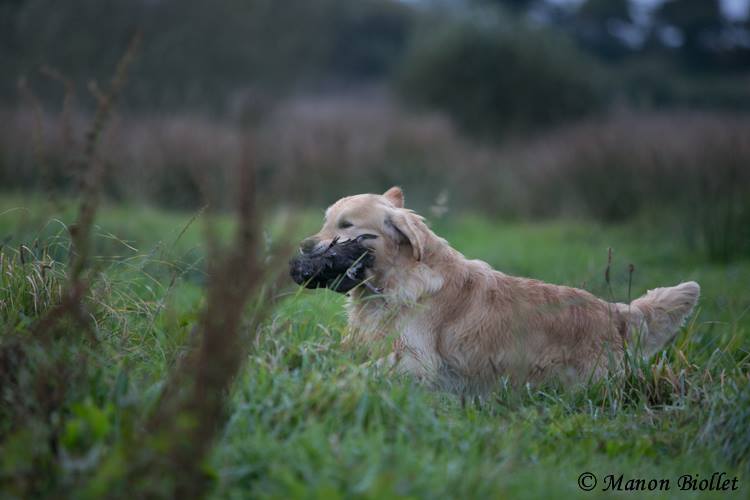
[386,210,423,261]
[383,186,404,208]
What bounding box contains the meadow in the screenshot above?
[1,194,748,498]
[4,1,750,497]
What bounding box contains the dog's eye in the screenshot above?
[338,220,353,229]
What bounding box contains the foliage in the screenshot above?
[572,0,637,60]
[1,0,414,112]
[396,14,606,138]
[4,0,750,122]
[653,0,726,69]
[1,35,274,498]
[508,111,750,262]
[5,101,750,261]
[0,200,748,497]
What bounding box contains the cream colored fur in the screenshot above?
[301,187,700,391]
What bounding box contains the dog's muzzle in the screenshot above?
[289,234,380,294]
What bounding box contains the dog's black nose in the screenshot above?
[299,237,320,254]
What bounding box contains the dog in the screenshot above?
[292,187,700,392]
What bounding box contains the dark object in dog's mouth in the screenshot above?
[289,235,380,294]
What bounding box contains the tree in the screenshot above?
[475,0,538,13]
[396,19,605,139]
[574,0,635,59]
[653,0,725,68]
[0,0,415,110]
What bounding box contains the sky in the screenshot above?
[547,0,750,21]
[402,0,750,22]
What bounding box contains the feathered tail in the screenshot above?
[618,281,700,357]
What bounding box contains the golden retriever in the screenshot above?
[297,187,700,392]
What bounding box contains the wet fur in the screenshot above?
[301,187,700,392]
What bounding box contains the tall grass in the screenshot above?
[0,41,285,498]
[0,150,280,500]
[508,111,750,261]
[1,195,748,497]
[1,33,143,496]
[3,95,750,260]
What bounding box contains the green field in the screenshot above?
[1,195,748,498]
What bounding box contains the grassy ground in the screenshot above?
[1,194,748,498]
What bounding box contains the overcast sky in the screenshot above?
[548,0,750,20]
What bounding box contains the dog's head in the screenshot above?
[291,187,432,295]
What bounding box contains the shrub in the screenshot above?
[1,0,414,111]
[511,111,750,261]
[395,14,606,139]
[614,59,750,112]
[3,97,750,261]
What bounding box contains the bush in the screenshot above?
[1,0,414,112]
[614,59,750,112]
[3,100,750,262]
[0,93,477,211]
[510,111,750,262]
[395,14,606,139]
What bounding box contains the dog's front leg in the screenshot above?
[364,336,403,373]
[372,351,399,372]
[366,337,432,383]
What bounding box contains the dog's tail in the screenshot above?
[618,281,700,357]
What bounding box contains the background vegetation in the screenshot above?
[1,0,749,497]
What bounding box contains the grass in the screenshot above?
[6,104,750,254]
[1,194,748,498]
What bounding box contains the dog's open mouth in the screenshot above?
[289,234,380,294]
